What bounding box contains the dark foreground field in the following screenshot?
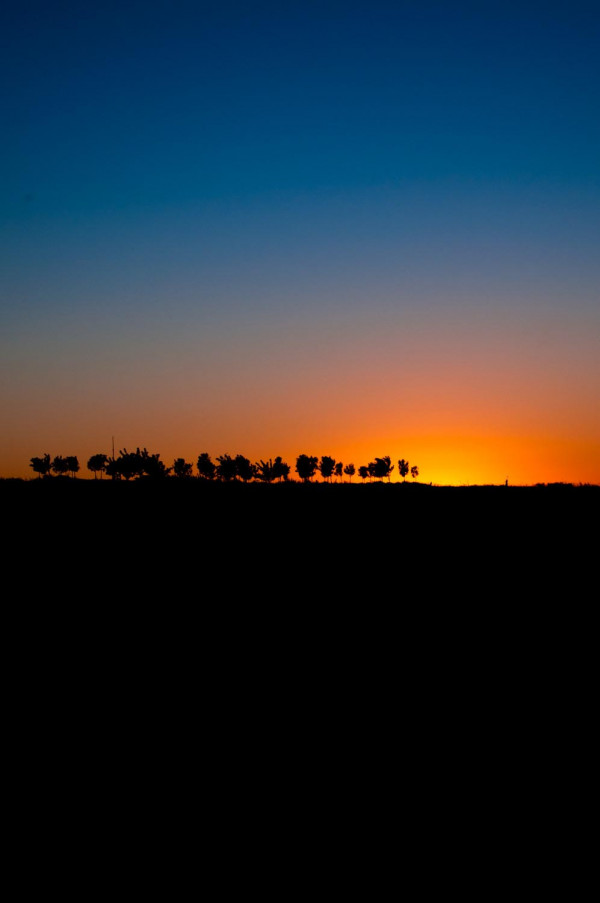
[4,477,595,778]
[5,475,596,682]
[5,477,597,587]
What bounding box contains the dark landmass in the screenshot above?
[5,477,597,578]
[4,477,595,740]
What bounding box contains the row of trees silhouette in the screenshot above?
[29,454,80,479]
[30,450,420,483]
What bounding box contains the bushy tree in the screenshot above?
[30,453,51,478]
[319,455,336,483]
[115,448,144,480]
[173,458,193,478]
[296,454,318,482]
[256,459,276,482]
[411,465,419,480]
[87,454,107,479]
[398,459,410,481]
[51,455,70,477]
[371,456,394,481]
[138,448,170,479]
[235,454,256,482]
[216,454,237,482]
[105,457,121,480]
[334,462,343,481]
[197,453,216,480]
[272,457,290,482]
[358,465,369,483]
[257,457,291,482]
[343,463,355,483]
[105,447,170,480]
[66,456,80,479]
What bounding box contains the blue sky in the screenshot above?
[2,1,599,481]
[4,1,599,213]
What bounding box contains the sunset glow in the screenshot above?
[2,3,599,485]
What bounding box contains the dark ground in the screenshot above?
[5,477,596,588]
[6,476,596,688]
[4,477,595,812]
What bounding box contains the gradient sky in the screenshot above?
[2,0,599,483]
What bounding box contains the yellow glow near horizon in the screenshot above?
[3,307,599,486]
[6,431,599,486]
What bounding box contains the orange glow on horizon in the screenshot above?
[3,306,599,486]
[6,430,599,486]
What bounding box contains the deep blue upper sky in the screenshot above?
[3,0,599,218]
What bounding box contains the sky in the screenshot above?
[1,0,599,484]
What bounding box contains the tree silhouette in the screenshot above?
[105,456,121,480]
[30,453,51,478]
[51,455,70,477]
[256,459,276,482]
[26,445,421,488]
[319,456,336,483]
[106,447,170,480]
[296,455,318,482]
[138,448,170,479]
[87,454,107,479]
[216,454,237,482]
[372,456,394,481]
[197,453,216,480]
[235,454,256,482]
[116,448,144,481]
[173,458,193,478]
[272,457,290,482]
[65,456,79,479]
